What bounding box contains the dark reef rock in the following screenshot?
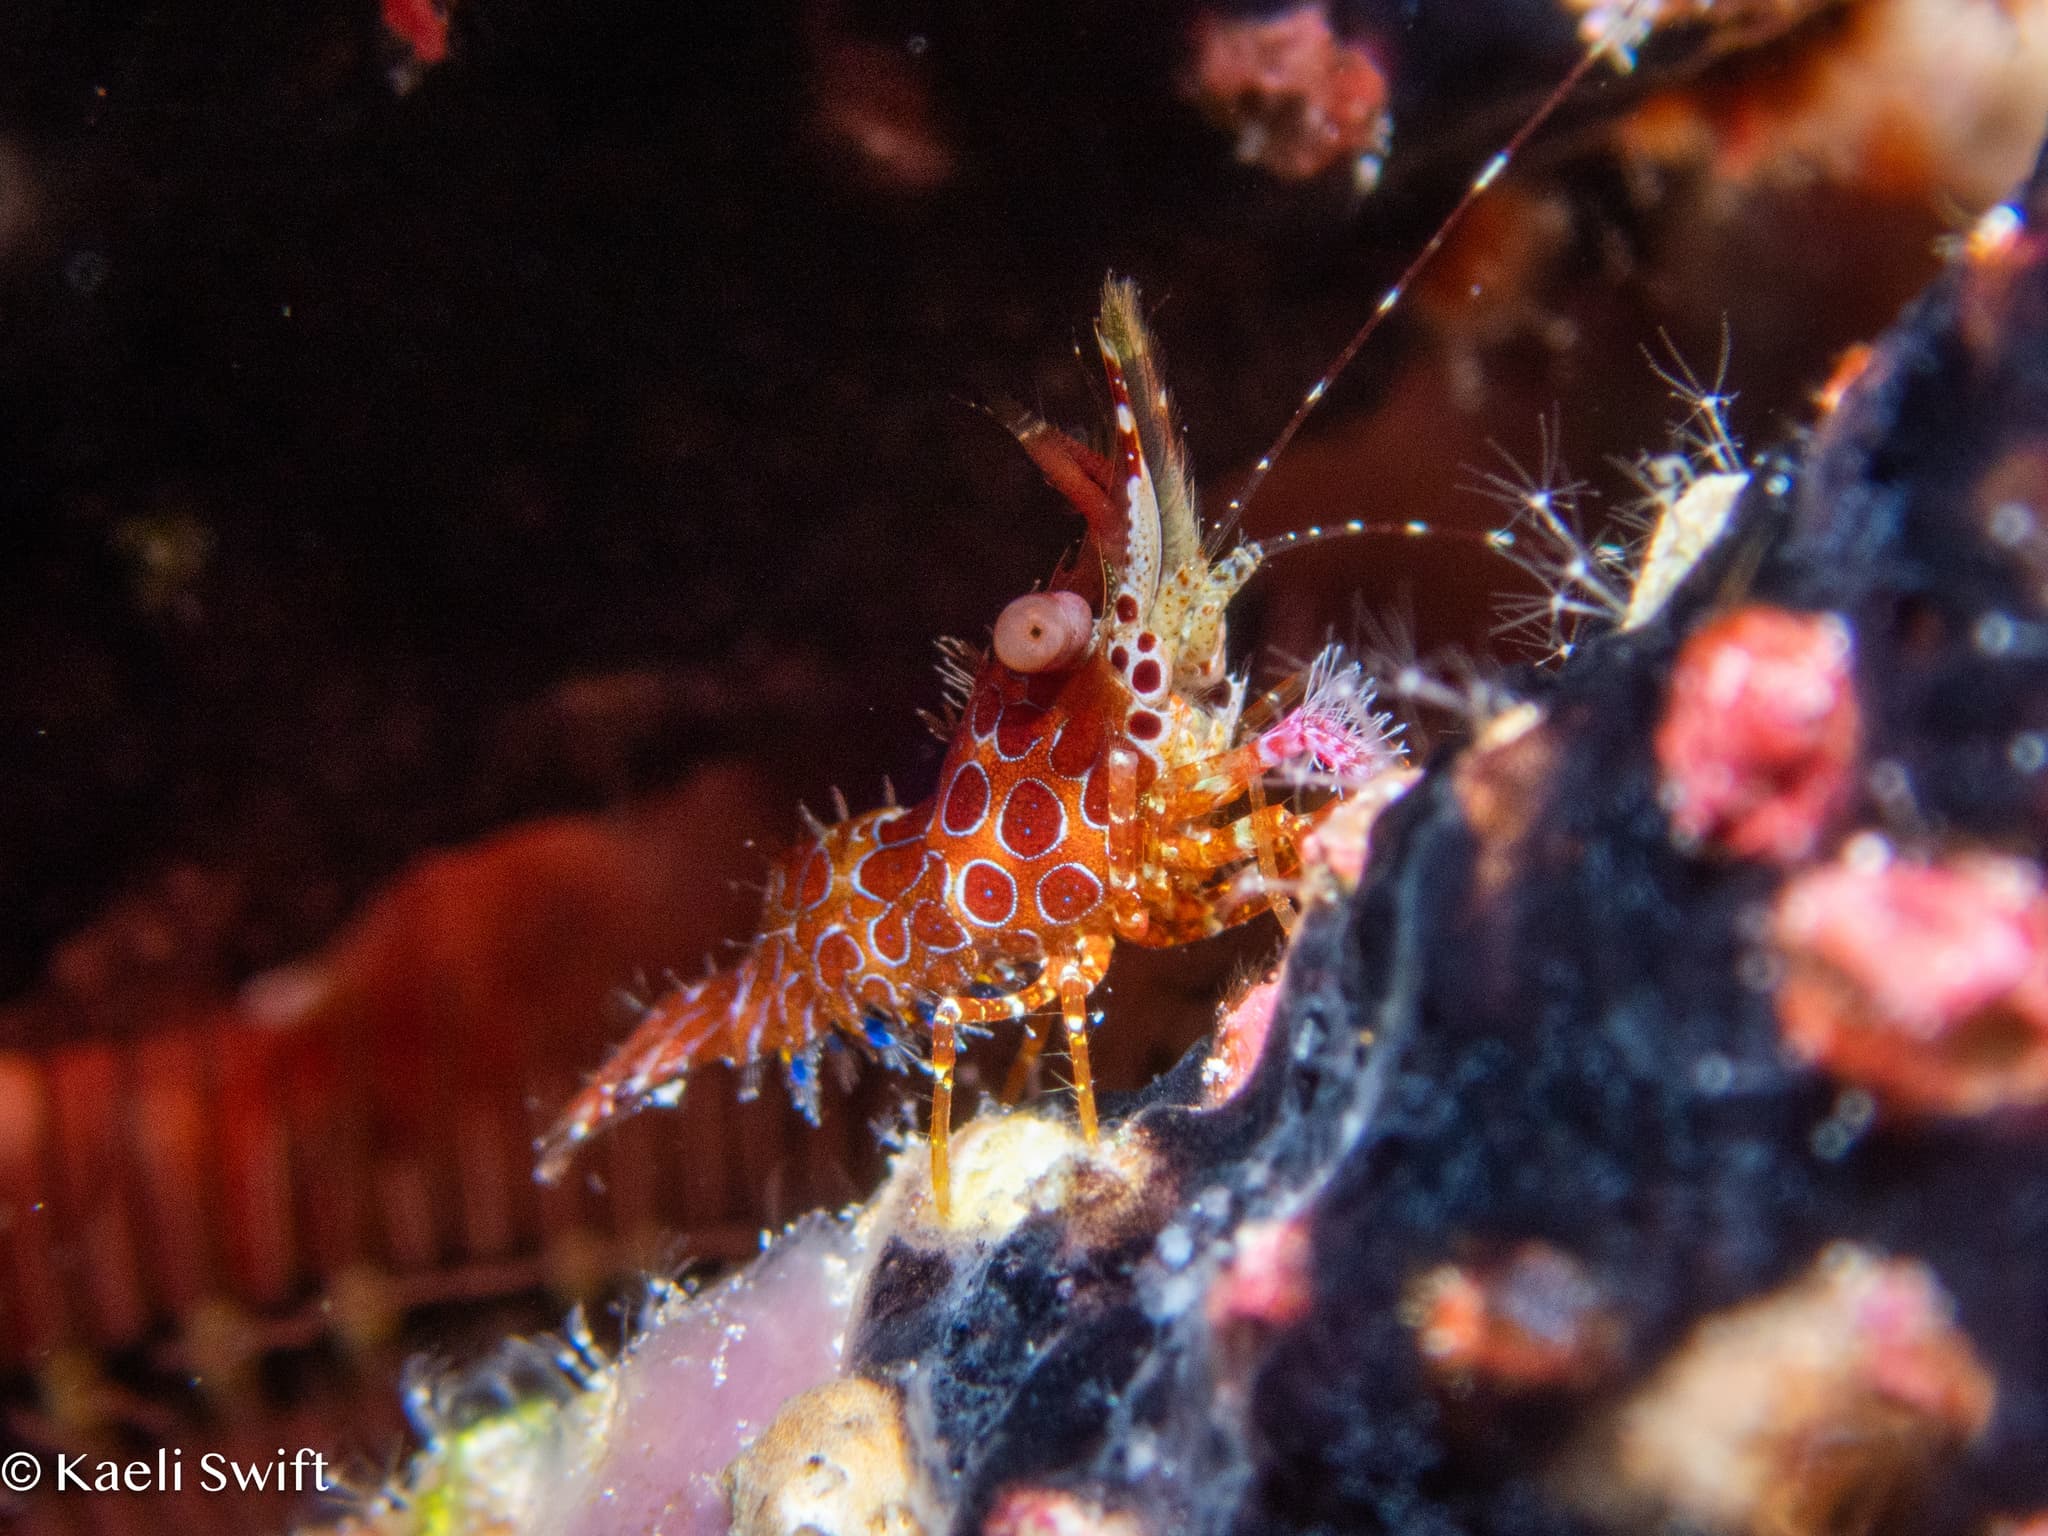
[842,141,2048,1536]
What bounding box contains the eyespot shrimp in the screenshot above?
[536,278,1403,1215]
[537,2,1667,1217]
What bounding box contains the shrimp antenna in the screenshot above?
[1246,516,1514,562]
[1224,0,1653,526]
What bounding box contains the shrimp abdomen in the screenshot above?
[534,960,764,1182]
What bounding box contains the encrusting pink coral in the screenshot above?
[1655,605,1860,863]
[1773,846,2048,1115]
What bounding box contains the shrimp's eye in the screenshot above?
[994,591,1095,673]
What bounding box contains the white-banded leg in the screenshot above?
[1054,934,1114,1144]
[930,1000,959,1220]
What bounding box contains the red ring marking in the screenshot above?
[1082,759,1112,828]
[814,930,864,989]
[869,908,911,967]
[856,842,927,904]
[912,899,969,952]
[1050,707,1106,780]
[971,683,1002,739]
[960,860,1018,926]
[794,846,832,909]
[999,778,1066,860]
[877,803,933,845]
[1036,863,1104,924]
[942,762,991,836]
[996,702,1051,760]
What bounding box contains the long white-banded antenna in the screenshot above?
[1246,517,1517,562]
[1224,0,1654,526]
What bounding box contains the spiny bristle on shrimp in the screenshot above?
[536,278,1405,1215]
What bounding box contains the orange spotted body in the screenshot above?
[632,654,1131,1072]
[538,278,1401,1205]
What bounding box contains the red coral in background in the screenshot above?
[805,1,957,193]
[1656,605,1860,863]
[1408,1242,1618,1393]
[382,0,450,73]
[1774,848,2048,1115]
[1183,5,1390,186]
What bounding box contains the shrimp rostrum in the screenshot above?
[537,278,1399,1215]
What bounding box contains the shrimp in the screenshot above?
[536,279,1400,1215]
[539,0,1668,1216]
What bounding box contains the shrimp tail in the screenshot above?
[534,961,757,1184]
